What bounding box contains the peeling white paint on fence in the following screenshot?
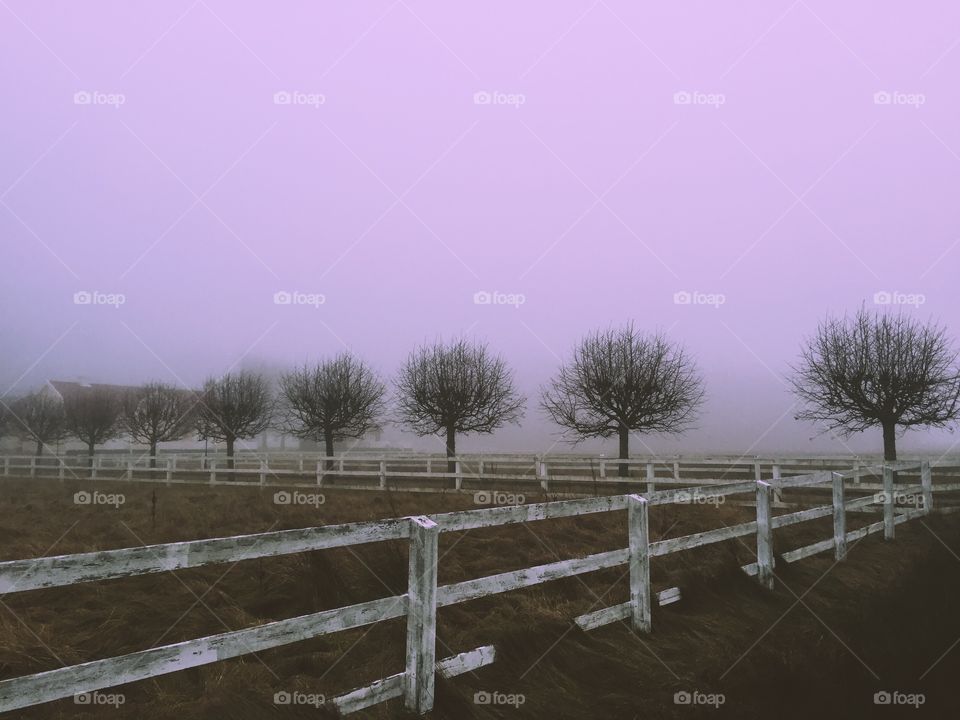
[0,459,950,715]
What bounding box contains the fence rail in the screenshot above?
[0,459,954,714]
[2,452,950,497]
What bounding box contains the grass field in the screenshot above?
[0,476,958,718]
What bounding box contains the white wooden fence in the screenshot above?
[3,452,951,497]
[0,460,951,714]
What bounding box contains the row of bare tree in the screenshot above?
[2,307,959,476]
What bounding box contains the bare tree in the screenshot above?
[121,382,197,467]
[791,307,960,461]
[196,371,274,471]
[541,324,705,477]
[63,387,121,467]
[7,391,68,457]
[279,355,386,468]
[395,338,525,472]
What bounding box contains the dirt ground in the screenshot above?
[0,476,958,719]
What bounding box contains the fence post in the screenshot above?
[921,461,933,515]
[426,458,432,475]
[478,459,484,479]
[259,460,267,487]
[883,464,895,540]
[673,461,680,482]
[3,457,8,476]
[772,464,783,504]
[539,460,549,492]
[30,457,36,478]
[127,460,133,481]
[58,457,65,482]
[832,472,847,560]
[646,463,655,494]
[165,458,172,485]
[754,461,762,482]
[316,461,323,487]
[91,457,99,480]
[599,459,606,479]
[339,457,345,473]
[756,481,774,590]
[404,516,439,713]
[628,494,651,632]
[209,461,217,485]
[454,460,462,491]
[853,461,861,485]
[380,459,387,489]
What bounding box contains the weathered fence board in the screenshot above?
[0,595,406,713]
[0,519,410,594]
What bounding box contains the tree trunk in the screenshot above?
[35,439,43,458]
[446,425,457,474]
[324,430,335,474]
[618,424,630,478]
[882,420,897,461]
[225,435,235,482]
[150,440,157,469]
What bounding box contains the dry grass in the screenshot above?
[0,476,958,718]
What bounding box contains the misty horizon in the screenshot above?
[4,2,960,458]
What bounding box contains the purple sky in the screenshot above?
[2,1,959,456]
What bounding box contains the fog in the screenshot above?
[2,2,959,456]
